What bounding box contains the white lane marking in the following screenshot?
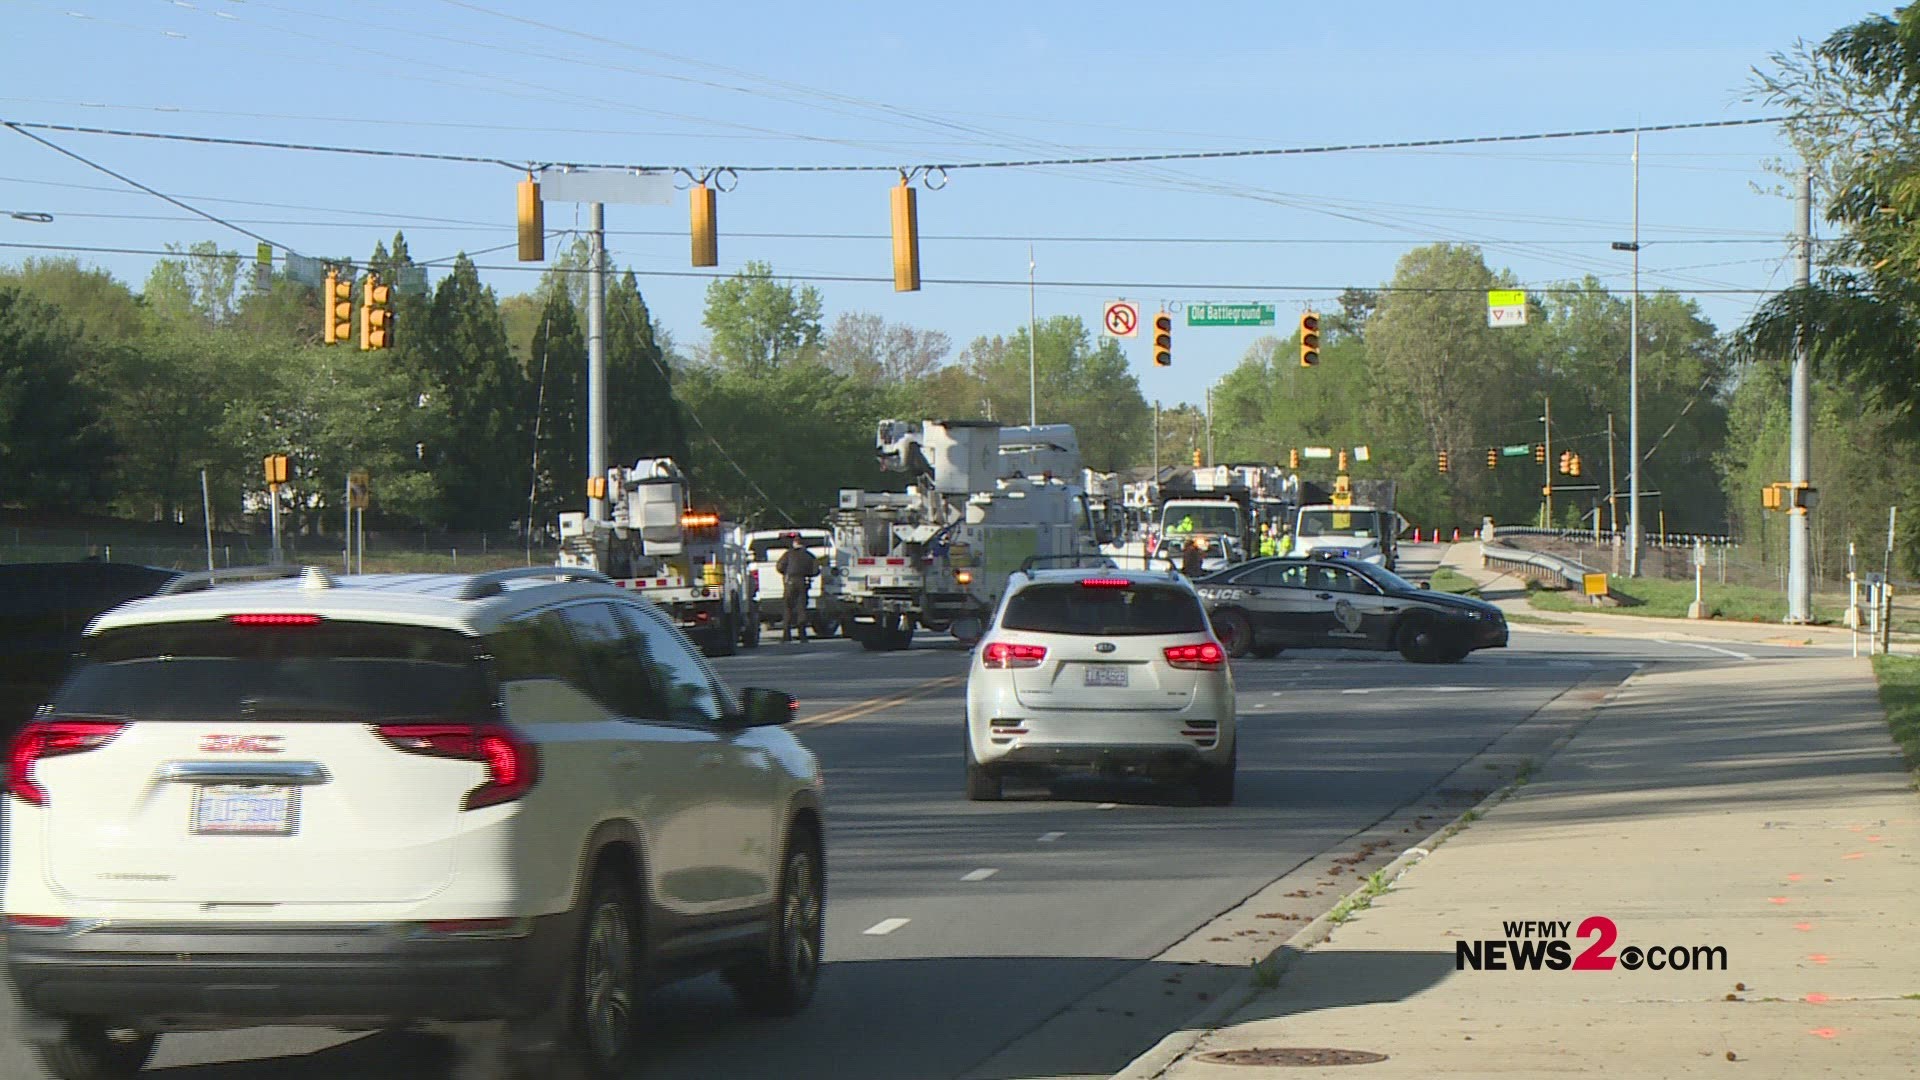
[863,917,911,936]
[961,868,998,882]
[1038,831,1066,842]
[1097,803,1118,810]
[1340,688,1374,695]
[1671,640,1755,661]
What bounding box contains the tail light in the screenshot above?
[982,642,1048,669]
[1164,642,1226,670]
[229,613,322,626]
[376,723,538,810]
[1080,578,1131,589]
[8,720,127,806]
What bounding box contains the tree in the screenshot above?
[958,316,1150,472]
[607,270,689,464]
[420,253,525,529]
[821,313,951,383]
[143,241,245,326]
[0,287,115,508]
[97,331,234,523]
[700,261,823,372]
[0,257,149,345]
[526,287,588,527]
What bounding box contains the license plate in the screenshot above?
[1084,665,1129,688]
[192,785,298,836]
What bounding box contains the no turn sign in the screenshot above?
[1103,300,1140,338]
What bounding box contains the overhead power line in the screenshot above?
[0,111,1843,176]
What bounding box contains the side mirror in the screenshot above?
[739,687,797,727]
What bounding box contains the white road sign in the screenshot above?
[1302,446,1334,460]
[1487,289,1528,327]
[1103,300,1140,338]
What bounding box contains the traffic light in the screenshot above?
[1299,311,1320,367]
[517,176,544,262]
[1192,448,1203,468]
[360,273,392,351]
[1153,311,1173,367]
[322,270,353,345]
[1486,448,1498,469]
[262,454,289,489]
[1568,453,1582,477]
[586,475,607,500]
[690,182,718,268]
[1437,450,1450,474]
[1337,449,1348,473]
[1533,443,1546,465]
[890,178,920,292]
[1558,450,1572,475]
[1288,448,1300,470]
[1762,484,1782,511]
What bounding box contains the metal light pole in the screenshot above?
[586,202,608,523]
[1027,244,1038,428]
[1626,132,1642,576]
[1541,396,1552,528]
[1787,168,1813,622]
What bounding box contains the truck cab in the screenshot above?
[1291,505,1397,569]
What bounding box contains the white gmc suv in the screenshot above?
[3,565,826,1080]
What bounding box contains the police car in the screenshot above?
[1194,552,1507,663]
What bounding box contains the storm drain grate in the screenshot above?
[1196,1047,1389,1067]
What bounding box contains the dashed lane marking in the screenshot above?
[793,674,967,729]
[1096,803,1117,810]
[961,868,998,882]
[863,918,911,936]
[1038,831,1066,842]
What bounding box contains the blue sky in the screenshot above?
[0,0,1872,407]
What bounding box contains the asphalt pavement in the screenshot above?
[0,546,1850,1079]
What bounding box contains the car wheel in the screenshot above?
[728,831,824,1016]
[965,736,1003,801]
[949,614,985,646]
[27,1020,156,1080]
[856,621,887,652]
[1211,608,1254,659]
[810,613,838,639]
[740,612,761,650]
[564,871,641,1078]
[1194,744,1236,806]
[1249,645,1283,659]
[1436,641,1469,663]
[705,615,738,657]
[1396,618,1440,663]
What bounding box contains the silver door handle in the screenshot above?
[159,761,329,785]
[1315,592,1334,600]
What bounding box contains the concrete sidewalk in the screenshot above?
[1438,542,1917,655]
[1120,654,1920,1078]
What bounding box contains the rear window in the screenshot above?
[751,538,828,562]
[50,620,490,721]
[1000,583,1208,636]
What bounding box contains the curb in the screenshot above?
[1109,668,1631,1080]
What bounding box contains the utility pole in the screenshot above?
[1027,244,1038,428]
[1627,131,1642,576]
[1205,385,1215,467]
[1606,413,1619,534]
[1787,167,1814,623]
[587,202,608,524]
[1542,396,1552,528]
[1153,400,1161,481]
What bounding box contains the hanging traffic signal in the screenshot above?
[1192,448,1203,468]
[1299,311,1320,367]
[890,178,920,292]
[1533,443,1546,465]
[1153,311,1173,367]
[1288,448,1300,470]
[1487,448,1498,469]
[1762,484,1784,511]
[262,454,289,489]
[516,176,544,262]
[1337,450,1349,472]
[1437,450,1450,474]
[1568,453,1582,477]
[1558,450,1572,475]
[360,273,392,351]
[322,269,353,345]
[690,183,718,268]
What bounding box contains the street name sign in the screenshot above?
[1501,444,1531,457]
[1186,302,1276,327]
[1302,446,1334,460]
[1487,289,1528,327]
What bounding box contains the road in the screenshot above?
[0,548,1845,1079]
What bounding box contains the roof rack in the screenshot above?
[156,564,319,596]
[1018,553,1119,574]
[457,566,612,601]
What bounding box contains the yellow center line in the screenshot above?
[793,674,967,729]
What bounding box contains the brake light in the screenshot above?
[1080,578,1131,589]
[229,613,322,626]
[982,642,1048,669]
[7,720,127,806]
[376,723,538,810]
[6,915,71,931]
[1163,642,1226,670]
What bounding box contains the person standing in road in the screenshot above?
[1180,537,1206,577]
[775,535,820,644]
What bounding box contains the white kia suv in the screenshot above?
[3,565,825,1080]
[964,567,1236,804]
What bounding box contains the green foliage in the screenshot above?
[952,316,1150,471]
[528,287,588,525]
[1870,655,1920,772]
[607,270,688,465]
[1426,569,1482,597]
[420,254,526,531]
[701,260,823,372]
[0,287,115,508]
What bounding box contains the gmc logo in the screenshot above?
[199,735,284,754]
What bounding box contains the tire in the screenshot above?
[1249,645,1284,660]
[727,831,825,1016]
[1436,641,1469,663]
[740,610,761,650]
[949,614,984,647]
[810,613,838,639]
[965,736,1003,801]
[1395,618,1441,663]
[702,614,737,658]
[1211,608,1254,659]
[857,621,887,652]
[27,1021,156,1080]
[1194,744,1237,807]
[567,871,641,1077]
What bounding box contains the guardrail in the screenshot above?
[1480,543,1593,591]
[1493,526,1736,549]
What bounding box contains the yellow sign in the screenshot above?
[1332,513,1352,530]
[1487,290,1526,308]
[347,470,370,510]
[1582,572,1609,597]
